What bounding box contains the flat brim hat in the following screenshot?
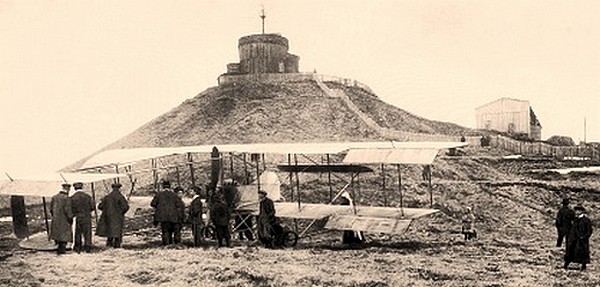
[111,183,122,189]
[73,182,84,190]
[161,180,171,188]
[574,205,585,212]
[562,198,570,204]
[258,190,267,195]
[61,183,71,189]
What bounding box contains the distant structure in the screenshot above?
[475,98,542,140]
[223,10,299,75]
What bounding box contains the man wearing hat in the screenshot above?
[96,182,129,248]
[564,204,593,271]
[257,190,276,248]
[70,182,94,253]
[555,197,575,247]
[210,190,231,248]
[50,183,74,255]
[151,180,185,246]
[188,186,205,247]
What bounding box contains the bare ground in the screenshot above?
[2,152,599,287]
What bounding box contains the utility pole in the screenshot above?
[584,116,587,144]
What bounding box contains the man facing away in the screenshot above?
[151,180,185,246]
[210,191,231,248]
[50,183,74,255]
[70,182,94,253]
[555,197,575,247]
[257,190,276,248]
[96,183,130,248]
[564,205,593,271]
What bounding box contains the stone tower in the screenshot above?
[225,33,299,74]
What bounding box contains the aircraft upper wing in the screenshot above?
[343,148,440,165]
[80,141,468,170]
[0,172,126,197]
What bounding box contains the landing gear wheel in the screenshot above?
[282,231,298,247]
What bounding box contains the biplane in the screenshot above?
[73,141,467,246]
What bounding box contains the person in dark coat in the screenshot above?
[210,192,231,248]
[50,183,74,255]
[151,180,185,246]
[96,183,130,248]
[188,186,205,247]
[555,197,575,247]
[564,205,593,271]
[257,190,276,248]
[70,182,94,253]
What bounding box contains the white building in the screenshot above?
[475,98,542,140]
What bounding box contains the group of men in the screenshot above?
[49,178,281,253]
[149,180,279,249]
[50,181,129,254]
[555,198,594,271]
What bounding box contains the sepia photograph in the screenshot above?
[1,1,598,286]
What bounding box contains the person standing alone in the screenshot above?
[71,182,94,253]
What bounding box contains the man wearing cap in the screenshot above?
[188,186,205,247]
[50,183,74,255]
[96,183,129,248]
[564,204,593,271]
[70,182,95,253]
[151,180,185,246]
[257,190,276,248]
[210,190,231,248]
[555,197,575,247]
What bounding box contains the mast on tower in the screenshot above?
[260,7,266,34]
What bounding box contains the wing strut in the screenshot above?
[397,164,404,217]
[294,154,301,210]
[381,164,387,206]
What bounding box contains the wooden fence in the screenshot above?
[490,135,599,160]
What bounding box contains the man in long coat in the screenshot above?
[555,197,575,247]
[210,192,231,248]
[96,183,129,248]
[50,183,74,255]
[257,190,276,248]
[71,182,95,253]
[564,205,593,271]
[188,186,205,247]
[151,180,185,246]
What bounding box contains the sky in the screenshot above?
[1,0,599,176]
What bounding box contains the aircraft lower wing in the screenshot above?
[245,203,437,235]
[324,215,413,235]
[267,202,438,220]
